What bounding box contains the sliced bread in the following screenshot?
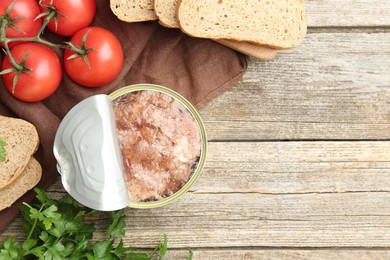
[0,157,42,211]
[177,0,307,49]
[154,0,277,60]
[110,0,158,22]
[0,116,39,190]
[215,39,277,60]
[154,0,179,28]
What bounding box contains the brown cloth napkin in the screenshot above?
[0,0,248,230]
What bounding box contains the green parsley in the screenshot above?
[0,188,168,260]
[0,139,5,162]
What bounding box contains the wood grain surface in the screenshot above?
[1,0,390,259]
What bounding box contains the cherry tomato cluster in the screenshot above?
[0,0,124,102]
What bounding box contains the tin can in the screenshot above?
[54,84,207,210]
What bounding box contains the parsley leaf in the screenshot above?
[92,240,115,259]
[0,139,6,162]
[107,209,126,238]
[0,238,23,260]
[43,240,66,260]
[188,249,193,260]
[28,204,61,230]
[159,234,168,260]
[0,188,179,260]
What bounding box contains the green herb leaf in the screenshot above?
[187,249,193,260]
[22,238,37,251]
[112,239,127,258]
[28,204,61,230]
[0,139,6,162]
[159,234,168,260]
[35,187,52,205]
[92,240,114,259]
[1,188,175,260]
[43,240,66,260]
[69,236,90,259]
[0,238,23,260]
[107,209,126,238]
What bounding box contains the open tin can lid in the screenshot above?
[53,84,208,211]
[53,94,129,211]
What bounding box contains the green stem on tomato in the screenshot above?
[0,20,23,71]
[5,35,68,49]
[0,6,69,75]
[37,8,55,36]
[2,9,68,49]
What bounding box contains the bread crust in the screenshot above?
[154,0,277,59]
[0,157,42,211]
[0,116,39,190]
[177,0,307,50]
[110,0,158,22]
[154,0,179,28]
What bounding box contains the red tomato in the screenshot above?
[0,0,42,47]
[63,27,123,88]
[1,43,62,102]
[39,0,96,36]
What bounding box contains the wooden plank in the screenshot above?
[166,249,390,260]
[200,32,390,140]
[68,193,390,248]
[3,191,390,248]
[307,0,390,27]
[3,142,389,249]
[196,141,390,194]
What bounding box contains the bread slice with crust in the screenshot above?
[154,0,179,28]
[0,157,42,211]
[110,0,158,22]
[154,0,277,60]
[0,116,39,190]
[177,0,307,49]
[215,39,277,60]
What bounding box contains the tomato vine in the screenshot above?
[0,0,122,101]
[0,1,60,68]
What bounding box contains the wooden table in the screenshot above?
[2,1,390,259]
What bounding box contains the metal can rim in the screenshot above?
[109,83,208,208]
